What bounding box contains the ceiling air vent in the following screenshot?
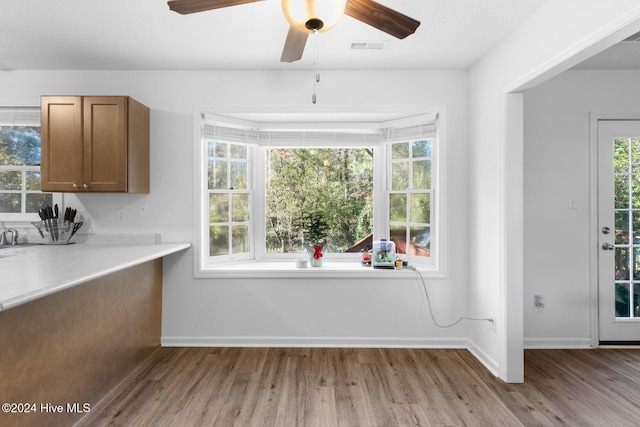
[350,41,389,51]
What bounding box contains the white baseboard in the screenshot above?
[161,335,468,349]
[467,340,499,377]
[524,338,594,349]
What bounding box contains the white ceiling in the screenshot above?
[0,0,551,71]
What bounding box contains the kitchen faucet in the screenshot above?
[0,229,18,246]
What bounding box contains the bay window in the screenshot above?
[195,111,443,276]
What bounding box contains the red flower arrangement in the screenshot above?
[312,244,324,260]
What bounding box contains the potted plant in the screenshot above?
[301,209,328,267]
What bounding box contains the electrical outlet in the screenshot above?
[534,295,545,312]
[116,208,125,221]
[489,314,496,332]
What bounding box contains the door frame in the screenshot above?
[589,113,640,347]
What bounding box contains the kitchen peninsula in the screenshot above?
[0,240,190,427]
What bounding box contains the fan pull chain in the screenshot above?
[312,29,319,104]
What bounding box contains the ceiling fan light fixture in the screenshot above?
[282,0,347,33]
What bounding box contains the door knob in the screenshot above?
[602,243,615,250]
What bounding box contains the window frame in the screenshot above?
[0,107,61,223]
[193,110,446,278]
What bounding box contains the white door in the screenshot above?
[598,120,640,343]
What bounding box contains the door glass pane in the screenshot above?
[614,174,629,208]
[615,283,630,317]
[615,247,630,280]
[613,137,640,318]
[615,210,629,244]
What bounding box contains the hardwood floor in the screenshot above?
[80,347,640,426]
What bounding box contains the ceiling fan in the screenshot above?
[167,0,421,63]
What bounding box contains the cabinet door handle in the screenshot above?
[83,184,89,190]
[72,183,79,189]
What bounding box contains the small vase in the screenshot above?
[309,244,324,267]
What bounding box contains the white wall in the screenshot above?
[0,70,477,351]
[468,0,640,381]
[523,70,640,347]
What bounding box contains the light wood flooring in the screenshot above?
[80,347,640,426]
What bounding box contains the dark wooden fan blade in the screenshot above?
[280,26,308,63]
[168,0,264,15]
[345,0,420,39]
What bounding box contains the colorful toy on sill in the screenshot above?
[360,251,372,267]
[372,239,396,269]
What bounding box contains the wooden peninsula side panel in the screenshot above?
[0,259,162,427]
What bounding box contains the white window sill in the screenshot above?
[195,260,443,279]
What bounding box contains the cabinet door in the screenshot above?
[83,97,128,192]
[40,96,84,192]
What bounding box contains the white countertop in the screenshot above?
[0,241,190,312]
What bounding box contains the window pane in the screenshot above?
[412,160,431,190]
[214,142,227,158]
[209,225,229,256]
[230,144,247,160]
[230,161,248,190]
[391,142,409,159]
[389,194,407,222]
[391,161,409,191]
[26,193,52,213]
[208,160,228,189]
[232,225,250,254]
[232,193,250,222]
[0,193,20,213]
[412,140,432,158]
[390,225,407,255]
[209,193,229,222]
[410,226,431,257]
[266,148,373,253]
[0,126,41,166]
[0,171,21,190]
[25,171,41,191]
[410,193,430,224]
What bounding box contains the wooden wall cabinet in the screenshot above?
[40,96,150,193]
